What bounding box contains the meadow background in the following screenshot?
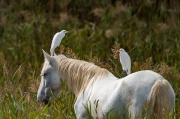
[0,0,180,118]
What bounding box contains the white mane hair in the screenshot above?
[54,55,109,96]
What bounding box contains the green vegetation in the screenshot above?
[0,0,180,118]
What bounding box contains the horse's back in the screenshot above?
[99,70,170,118]
[118,70,175,118]
[75,70,174,119]
[119,70,165,105]
[122,70,164,84]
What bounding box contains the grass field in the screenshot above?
[0,0,180,118]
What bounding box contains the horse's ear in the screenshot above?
[42,49,54,63]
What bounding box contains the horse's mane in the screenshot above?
[54,55,109,96]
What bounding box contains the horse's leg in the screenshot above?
[74,95,90,119]
[144,109,153,119]
[128,103,142,119]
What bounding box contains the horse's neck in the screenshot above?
[56,57,110,97]
[94,72,119,84]
[56,57,86,96]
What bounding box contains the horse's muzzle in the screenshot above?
[42,99,49,105]
[37,97,50,106]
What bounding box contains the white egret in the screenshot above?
[118,48,131,75]
[50,30,69,56]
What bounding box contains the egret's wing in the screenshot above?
[50,33,59,56]
[120,52,131,74]
[55,33,65,46]
[50,32,66,56]
[120,54,127,70]
[124,52,131,74]
[51,33,61,49]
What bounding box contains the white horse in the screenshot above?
[37,50,175,119]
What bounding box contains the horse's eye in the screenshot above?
[41,73,47,77]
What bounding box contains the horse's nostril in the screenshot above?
[42,99,49,105]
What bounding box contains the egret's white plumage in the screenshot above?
[119,48,131,75]
[50,30,69,56]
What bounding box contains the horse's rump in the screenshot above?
[147,79,175,118]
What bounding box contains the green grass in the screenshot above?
[0,0,180,118]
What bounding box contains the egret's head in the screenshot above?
[118,48,125,53]
[60,30,69,34]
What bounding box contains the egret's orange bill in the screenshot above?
[65,30,69,33]
[117,49,121,52]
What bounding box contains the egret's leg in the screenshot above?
[120,70,127,78]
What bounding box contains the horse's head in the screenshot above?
[37,50,61,105]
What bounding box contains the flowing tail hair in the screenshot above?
[147,79,175,119]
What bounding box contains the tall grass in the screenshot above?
[0,0,180,118]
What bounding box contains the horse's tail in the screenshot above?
[147,79,175,119]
